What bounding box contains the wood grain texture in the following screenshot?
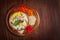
[0,0,59,40]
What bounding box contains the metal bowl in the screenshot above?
[6,4,40,37]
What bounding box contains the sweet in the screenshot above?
[29,15,36,26]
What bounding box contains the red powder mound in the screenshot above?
[25,25,33,33]
[19,7,28,12]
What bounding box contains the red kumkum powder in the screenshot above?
[25,25,33,33]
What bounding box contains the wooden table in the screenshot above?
[0,0,59,40]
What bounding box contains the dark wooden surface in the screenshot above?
[0,0,60,40]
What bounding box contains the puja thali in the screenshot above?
[6,4,40,36]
